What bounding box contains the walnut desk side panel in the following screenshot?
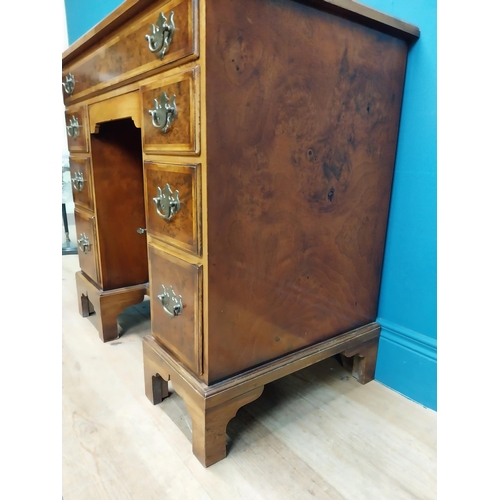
[204,0,409,383]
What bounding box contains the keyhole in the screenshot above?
[328,188,335,202]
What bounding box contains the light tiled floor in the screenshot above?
[62,255,437,500]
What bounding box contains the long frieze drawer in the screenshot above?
[74,209,100,285]
[62,0,198,105]
[141,66,199,154]
[69,157,94,212]
[149,243,202,375]
[145,161,201,255]
[65,106,88,153]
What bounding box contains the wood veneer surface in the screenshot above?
[91,118,148,290]
[62,254,436,500]
[205,0,408,382]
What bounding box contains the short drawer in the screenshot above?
[69,157,94,211]
[141,66,199,154]
[145,161,201,255]
[65,106,88,153]
[62,0,197,105]
[74,209,100,285]
[149,243,202,375]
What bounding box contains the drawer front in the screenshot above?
[149,243,202,375]
[145,161,201,255]
[74,210,100,284]
[62,0,197,105]
[141,66,199,154]
[65,107,88,153]
[69,157,93,211]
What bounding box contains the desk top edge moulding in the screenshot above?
[62,0,419,66]
[63,0,419,467]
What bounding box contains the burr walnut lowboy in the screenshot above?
[63,0,419,466]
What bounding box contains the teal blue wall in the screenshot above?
[361,0,437,410]
[64,0,437,410]
[65,0,122,44]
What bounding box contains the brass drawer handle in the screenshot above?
[72,171,84,192]
[77,233,90,254]
[157,285,183,318]
[148,92,177,133]
[66,116,81,138]
[62,73,75,95]
[153,183,180,220]
[145,11,175,60]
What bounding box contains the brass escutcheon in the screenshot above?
[145,11,175,60]
[62,73,75,95]
[72,171,84,192]
[153,183,180,220]
[66,116,81,138]
[77,233,90,254]
[157,284,183,318]
[148,92,177,133]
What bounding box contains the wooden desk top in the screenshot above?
[62,0,420,66]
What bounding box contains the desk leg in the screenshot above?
[341,337,379,384]
[75,271,147,342]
